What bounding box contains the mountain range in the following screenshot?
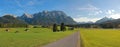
[1,10,120,28]
[95,17,120,28]
[99,18,120,24]
[0,10,76,27]
[95,17,120,25]
[78,21,93,24]
[0,14,27,27]
[18,10,76,25]
[95,17,114,23]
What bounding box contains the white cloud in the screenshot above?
[14,0,36,7]
[106,10,115,14]
[78,4,102,16]
[74,4,102,23]
[108,13,120,19]
[73,17,101,22]
[105,10,120,19]
[78,4,100,11]
[88,10,103,15]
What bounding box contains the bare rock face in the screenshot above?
[22,13,33,18]
[19,10,76,25]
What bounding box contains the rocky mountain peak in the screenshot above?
[96,17,113,23]
[22,13,33,18]
[19,10,76,25]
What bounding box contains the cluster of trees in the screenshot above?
[98,23,120,28]
[71,23,120,29]
[53,23,66,32]
[67,24,92,28]
[0,24,28,28]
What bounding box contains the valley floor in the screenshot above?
[0,28,75,47]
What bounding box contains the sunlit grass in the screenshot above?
[80,28,120,47]
[0,28,75,47]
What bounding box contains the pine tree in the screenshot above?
[53,24,57,32]
[60,23,66,31]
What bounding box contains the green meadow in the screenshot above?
[0,28,75,47]
[80,28,120,47]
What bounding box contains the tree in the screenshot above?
[53,23,57,32]
[25,24,29,28]
[60,23,66,31]
[99,22,115,28]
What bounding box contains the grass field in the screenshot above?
[80,28,120,47]
[0,28,75,47]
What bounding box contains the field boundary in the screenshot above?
[80,31,84,47]
[77,31,80,47]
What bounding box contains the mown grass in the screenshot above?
[0,28,75,47]
[80,28,120,47]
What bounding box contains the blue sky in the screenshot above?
[0,0,120,22]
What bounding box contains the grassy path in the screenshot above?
[42,31,80,47]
